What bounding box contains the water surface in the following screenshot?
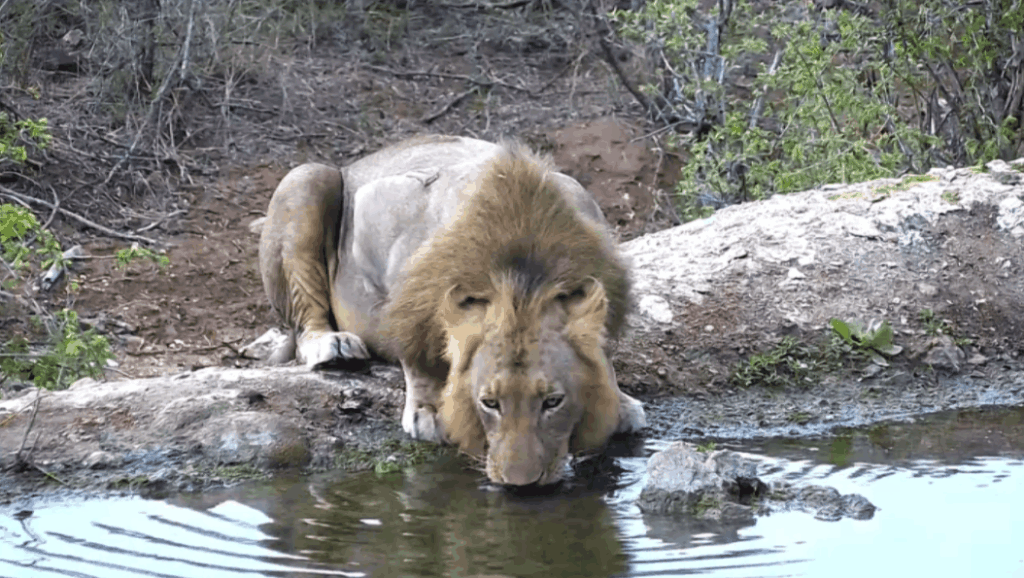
[3,405,1023,577]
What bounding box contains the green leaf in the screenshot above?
[830,318,852,344]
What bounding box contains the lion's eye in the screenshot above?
[459,296,489,309]
[480,398,500,411]
[556,287,586,303]
[542,395,564,411]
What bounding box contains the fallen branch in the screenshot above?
[438,0,534,8]
[0,186,161,245]
[364,64,533,95]
[422,87,479,124]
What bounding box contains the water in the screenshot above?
[3,406,1024,577]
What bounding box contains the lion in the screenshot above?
[257,135,646,486]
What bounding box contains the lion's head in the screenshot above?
[384,144,631,486]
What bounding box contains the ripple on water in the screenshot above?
[3,406,1024,577]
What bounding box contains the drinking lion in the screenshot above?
[258,135,646,486]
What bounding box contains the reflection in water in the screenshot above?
[234,456,629,578]
[2,405,1024,577]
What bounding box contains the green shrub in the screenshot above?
[610,0,1022,220]
[1,204,115,391]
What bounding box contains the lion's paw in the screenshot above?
[402,402,446,443]
[297,331,370,371]
[616,392,648,433]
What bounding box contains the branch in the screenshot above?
[0,186,161,245]
[363,64,533,94]
[103,0,198,187]
[749,50,784,130]
[421,87,479,124]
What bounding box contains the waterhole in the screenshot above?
[3,405,1023,577]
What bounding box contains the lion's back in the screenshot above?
[343,135,502,192]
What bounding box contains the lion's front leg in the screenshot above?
[605,357,647,433]
[616,390,647,433]
[400,361,447,443]
[297,329,370,371]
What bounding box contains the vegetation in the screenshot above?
[695,441,717,453]
[0,203,114,391]
[730,335,840,389]
[607,0,1024,220]
[918,309,973,346]
[731,317,904,388]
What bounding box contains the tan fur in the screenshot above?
[259,136,643,486]
[382,144,632,485]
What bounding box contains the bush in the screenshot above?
[608,0,1023,220]
[1,204,114,391]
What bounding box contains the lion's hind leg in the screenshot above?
[259,163,371,370]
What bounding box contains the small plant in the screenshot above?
[693,493,721,517]
[918,309,944,336]
[829,318,902,365]
[787,411,813,425]
[1,309,113,390]
[116,245,170,269]
[730,336,830,389]
[918,309,974,346]
[0,114,51,166]
[696,441,717,453]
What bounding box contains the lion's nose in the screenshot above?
[501,469,545,487]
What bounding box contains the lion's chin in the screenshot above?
[499,479,565,496]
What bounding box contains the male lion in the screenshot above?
[258,135,646,486]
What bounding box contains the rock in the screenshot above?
[638,442,761,522]
[922,335,966,371]
[616,166,1023,394]
[196,412,310,469]
[639,443,876,523]
[83,451,120,470]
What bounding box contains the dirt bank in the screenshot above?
[2,160,1022,502]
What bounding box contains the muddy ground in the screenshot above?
[2,4,1023,503]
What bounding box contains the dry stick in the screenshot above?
[41,185,61,230]
[749,49,784,130]
[102,0,197,188]
[439,0,534,8]
[422,87,479,124]
[0,186,159,245]
[134,209,186,234]
[364,64,533,95]
[15,391,42,463]
[588,2,656,120]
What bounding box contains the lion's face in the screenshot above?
[438,275,621,487]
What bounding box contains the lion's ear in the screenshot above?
[439,380,486,458]
[565,279,620,453]
[564,277,608,354]
[438,285,485,368]
[570,352,621,453]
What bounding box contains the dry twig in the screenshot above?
[0,185,160,245]
[421,87,480,124]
